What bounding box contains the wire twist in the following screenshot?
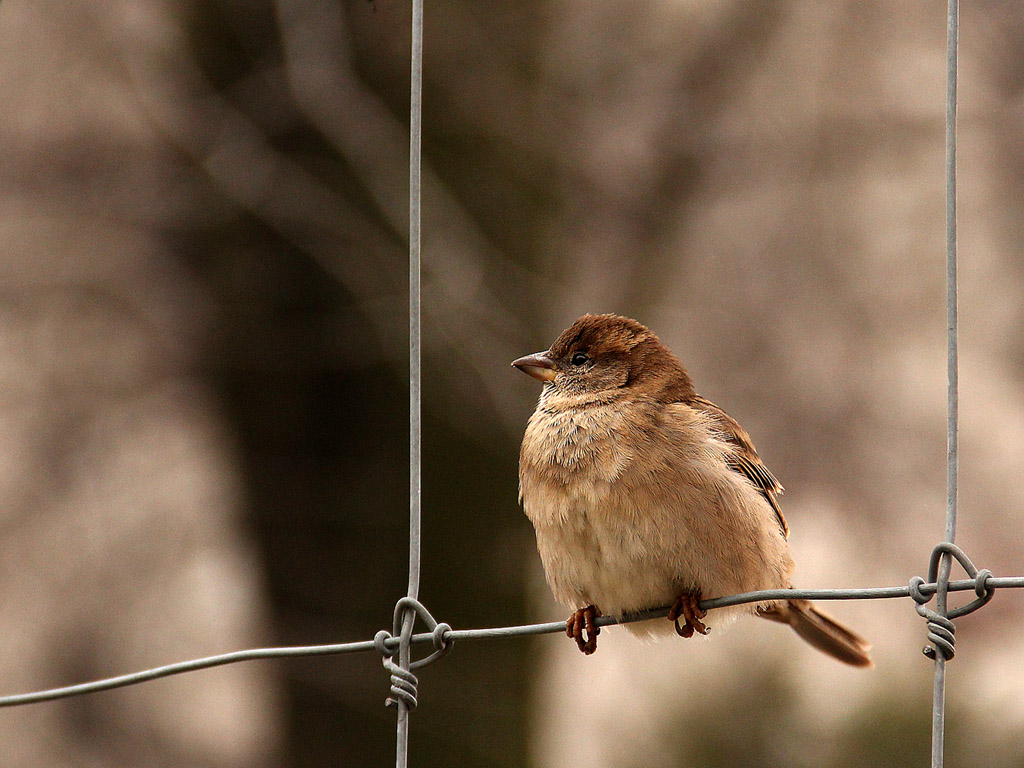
[909,542,994,660]
[375,597,453,709]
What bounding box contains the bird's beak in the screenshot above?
[512,351,558,382]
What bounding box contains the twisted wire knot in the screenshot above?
[374,597,454,709]
[910,543,995,661]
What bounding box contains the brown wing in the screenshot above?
[688,394,789,538]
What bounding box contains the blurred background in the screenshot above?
[0,0,1023,765]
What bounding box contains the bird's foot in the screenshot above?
[668,590,709,638]
[566,605,602,655]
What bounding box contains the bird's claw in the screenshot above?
[566,605,602,654]
[668,591,709,638]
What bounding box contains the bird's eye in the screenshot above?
[571,352,590,366]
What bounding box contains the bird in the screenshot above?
[512,313,871,666]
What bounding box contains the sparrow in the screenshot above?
[512,313,871,666]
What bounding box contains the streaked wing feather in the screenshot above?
[688,395,789,538]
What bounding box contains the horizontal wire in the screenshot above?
[2,576,1020,707]
[450,576,1024,639]
[0,641,378,706]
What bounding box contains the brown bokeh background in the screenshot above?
[1,1,1023,766]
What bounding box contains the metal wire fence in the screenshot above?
[1,3,1021,768]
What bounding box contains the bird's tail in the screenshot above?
[758,599,872,667]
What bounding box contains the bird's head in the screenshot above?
[512,313,694,401]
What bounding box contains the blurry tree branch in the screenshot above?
[114,0,545,433]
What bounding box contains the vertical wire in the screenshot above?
[933,1,959,766]
[407,0,424,615]
[943,0,960,552]
[397,0,425,766]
